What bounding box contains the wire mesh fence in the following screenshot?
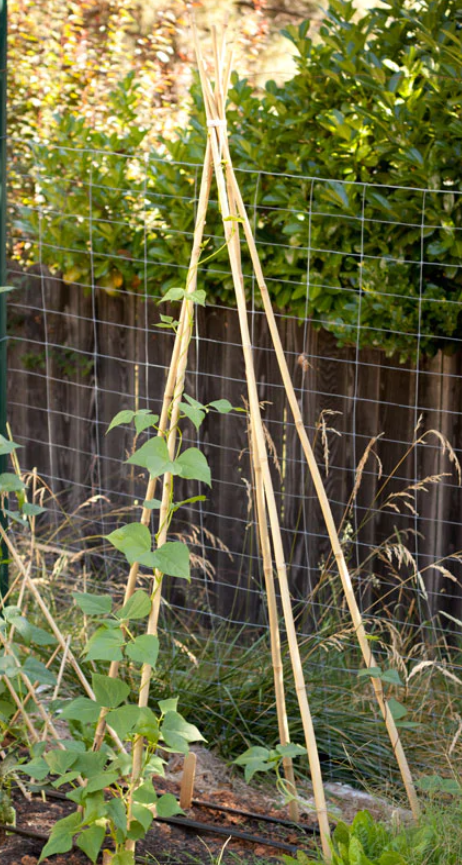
[5,136,462,788]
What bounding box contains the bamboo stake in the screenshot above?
[193,31,332,860]
[125,140,217,853]
[226,171,299,820]
[0,629,68,751]
[92,142,214,754]
[221,134,420,821]
[10,642,61,725]
[0,525,126,754]
[41,636,71,741]
[2,673,40,743]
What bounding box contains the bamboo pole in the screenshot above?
[11,642,61,725]
[0,629,68,750]
[193,31,332,860]
[0,525,126,754]
[124,139,218,854]
[202,43,421,818]
[225,181,299,818]
[208,27,299,819]
[92,141,214,753]
[220,133,420,822]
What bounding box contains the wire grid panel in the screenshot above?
[6,137,462,783]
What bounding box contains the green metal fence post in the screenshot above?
[0,0,8,597]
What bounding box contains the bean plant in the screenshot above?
[0,391,238,863]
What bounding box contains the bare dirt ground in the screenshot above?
[1,746,408,865]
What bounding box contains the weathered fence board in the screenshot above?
[7,265,462,624]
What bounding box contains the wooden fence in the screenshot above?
[7,264,462,625]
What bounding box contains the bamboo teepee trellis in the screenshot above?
[92,21,419,862]
[190,23,421,833]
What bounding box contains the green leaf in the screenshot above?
[159,697,178,714]
[23,656,57,687]
[126,634,159,666]
[85,770,120,793]
[19,757,49,781]
[233,746,272,782]
[276,743,307,760]
[0,286,15,294]
[107,410,135,433]
[106,798,127,834]
[180,402,206,430]
[0,436,21,457]
[161,710,204,754]
[189,288,206,306]
[208,399,234,413]
[142,498,162,510]
[21,502,47,516]
[72,592,113,616]
[387,697,408,721]
[0,655,20,678]
[38,812,82,861]
[416,774,462,795]
[0,473,25,493]
[117,589,152,620]
[106,705,141,739]
[92,673,130,709]
[126,436,175,479]
[132,802,154,832]
[379,668,404,687]
[84,628,125,662]
[106,523,151,565]
[174,447,211,486]
[161,286,185,303]
[133,781,157,805]
[26,623,57,647]
[44,749,78,775]
[156,793,184,818]
[61,697,101,724]
[134,411,159,435]
[72,751,107,779]
[76,825,106,863]
[112,853,135,865]
[147,541,190,580]
[357,666,383,679]
[135,706,160,743]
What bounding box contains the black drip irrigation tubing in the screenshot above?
[3,785,324,857]
[191,796,320,833]
[0,818,301,855]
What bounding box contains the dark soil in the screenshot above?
[1,777,320,865]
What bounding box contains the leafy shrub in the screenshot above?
[282,809,443,865]
[15,0,462,361]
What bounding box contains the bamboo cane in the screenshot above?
[220,133,420,821]
[0,629,68,751]
[2,673,40,743]
[0,525,126,754]
[124,142,219,854]
[193,31,332,860]
[41,636,71,741]
[226,176,299,820]
[92,142,214,753]
[11,642,61,724]
[208,30,299,818]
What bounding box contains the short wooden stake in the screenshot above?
[179,752,197,810]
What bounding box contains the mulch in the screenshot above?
[1,776,321,865]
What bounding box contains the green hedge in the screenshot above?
[15,0,462,361]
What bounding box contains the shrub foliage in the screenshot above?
[14,0,462,361]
